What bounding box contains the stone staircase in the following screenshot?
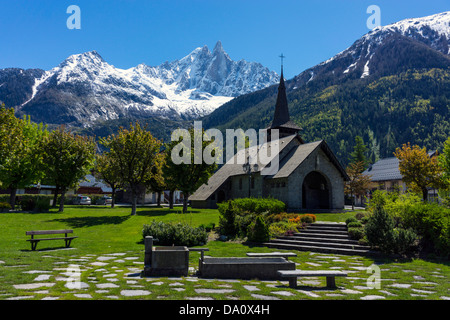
[264,222,378,256]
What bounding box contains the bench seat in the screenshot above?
[277,270,347,288]
[26,230,77,251]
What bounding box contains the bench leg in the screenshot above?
[31,241,38,251]
[288,277,297,288]
[65,239,72,248]
[326,276,336,288]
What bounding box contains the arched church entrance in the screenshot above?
[302,171,330,210]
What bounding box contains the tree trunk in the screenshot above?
[131,187,137,215]
[59,187,66,212]
[169,190,174,209]
[157,191,161,207]
[9,187,17,211]
[111,187,116,209]
[422,187,428,202]
[351,192,355,211]
[183,193,189,213]
[52,185,60,208]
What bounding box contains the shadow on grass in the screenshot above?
[50,215,131,228]
[135,208,204,217]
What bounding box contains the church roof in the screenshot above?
[189,136,349,201]
[189,134,298,201]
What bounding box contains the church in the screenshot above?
[190,67,349,211]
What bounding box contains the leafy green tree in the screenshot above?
[145,152,166,207]
[349,136,369,169]
[344,161,373,210]
[42,126,96,212]
[394,142,443,201]
[164,127,218,213]
[95,154,122,208]
[100,123,162,215]
[0,105,21,186]
[0,110,48,209]
[439,137,450,188]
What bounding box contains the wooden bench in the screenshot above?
[277,270,348,288]
[246,252,297,260]
[26,230,77,251]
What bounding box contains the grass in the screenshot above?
[0,205,448,301]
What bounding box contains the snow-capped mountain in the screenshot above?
[0,41,278,126]
[290,11,450,88]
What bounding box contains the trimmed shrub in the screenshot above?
[355,212,366,220]
[0,202,11,212]
[300,214,316,223]
[345,217,358,225]
[247,216,270,242]
[218,201,238,237]
[347,221,362,228]
[142,221,207,247]
[348,227,365,240]
[365,205,397,253]
[34,197,51,212]
[218,197,286,215]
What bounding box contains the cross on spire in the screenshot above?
[279,53,285,70]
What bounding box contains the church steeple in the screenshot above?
[267,60,302,142]
[271,67,290,128]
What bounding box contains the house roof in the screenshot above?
[363,157,402,182]
[364,150,437,182]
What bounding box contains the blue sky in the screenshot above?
[1,0,449,79]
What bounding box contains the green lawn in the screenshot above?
[0,205,448,301]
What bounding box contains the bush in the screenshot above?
[218,201,238,237]
[198,222,215,232]
[142,221,208,247]
[0,202,11,212]
[394,228,418,254]
[400,202,449,256]
[355,212,366,220]
[218,197,286,215]
[348,227,365,240]
[345,217,358,225]
[347,221,362,228]
[365,205,397,253]
[300,214,316,223]
[247,216,270,242]
[34,197,51,212]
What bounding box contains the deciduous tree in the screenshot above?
[345,161,373,210]
[42,126,96,212]
[100,123,162,215]
[394,143,443,201]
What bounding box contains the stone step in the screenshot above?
[300,228,349,235]
[277,235,359,245]
[307,223,347,230]
[293,232,349,239]
[269,238,371,251]
[263,242,375,256]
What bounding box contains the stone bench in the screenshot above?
[26,230,77,251]
[246,252,297,260]
[277,270,347,288]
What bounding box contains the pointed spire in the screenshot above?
[271,67,290,128]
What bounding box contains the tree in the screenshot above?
[42,126,96,212]
[439,137,450,188]
[145,152,166,207]
[394,142,443,201]
[0,115,48,209]
[162,144,181,209]
[349,136,369,169]
[164,127,218,213]
[345,161,373,210]
[95,154,122,208]
[100,123,162,215]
